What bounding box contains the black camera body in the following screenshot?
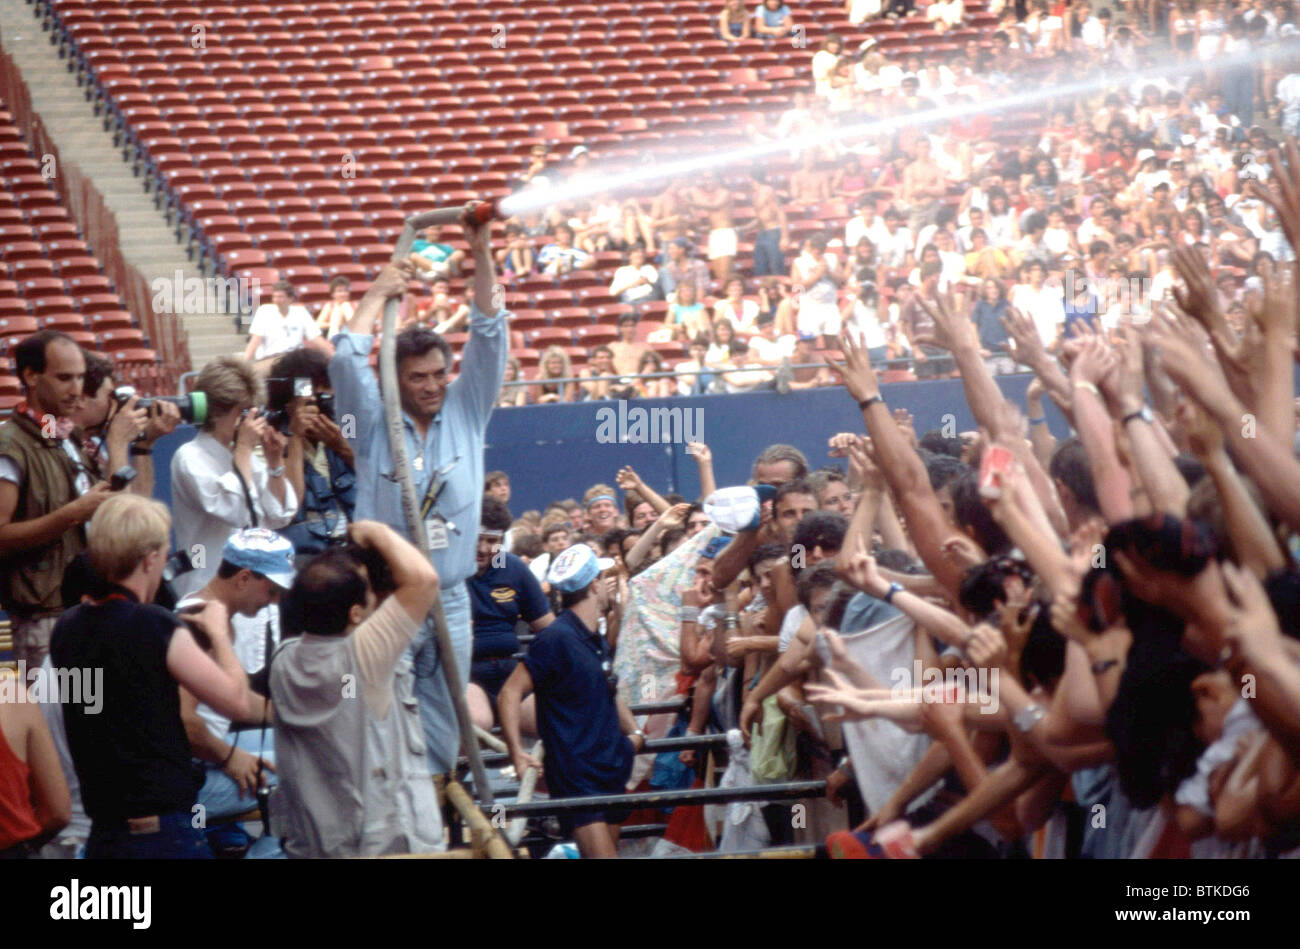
[264,375,334,433]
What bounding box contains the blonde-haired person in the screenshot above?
[583,483,621,535]
[497,356,530,407]
[169,355,300,626]
[50,494,251,859]
[532,346,578,404]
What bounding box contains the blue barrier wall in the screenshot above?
[149,374,1071,516]
[484,373,1070,513]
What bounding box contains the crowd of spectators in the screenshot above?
[8,0,1300,864]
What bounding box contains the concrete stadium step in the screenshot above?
[0,0,245,375]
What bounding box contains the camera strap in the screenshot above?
[233,464,260,528]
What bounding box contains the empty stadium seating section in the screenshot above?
[40,0,1005,378]
[0,102,155,410]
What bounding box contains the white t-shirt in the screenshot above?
[249,304,321,361]
[846,215,891,250]
[1011,283,1065,346]
[609,264,658,302]
[777,604,809,653]
[847,299,887,349]
[812,49,840,98]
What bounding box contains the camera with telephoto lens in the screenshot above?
[113,385,208,426]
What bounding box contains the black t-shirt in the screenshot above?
[50,588,202,822]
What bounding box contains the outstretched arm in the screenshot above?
[829,331,970,598]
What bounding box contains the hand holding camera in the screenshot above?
[105,394,147,455]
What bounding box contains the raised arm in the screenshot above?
[829,330,969,598]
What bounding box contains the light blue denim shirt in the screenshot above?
[328,302,508,589]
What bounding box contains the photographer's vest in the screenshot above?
[0,411,88,615]
[268,634,444,858]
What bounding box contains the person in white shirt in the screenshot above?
[1277,70,1300,136]
[1009,260,1065,348]
[170,357,300,675]
[1078,3,1107,51]
[847,0,881,25]
[791,234,843,345]
[812,34,846,99]
[845,198,892,250]
[608,244,659,305]
[926,0,963,31]
[243,281,327,365]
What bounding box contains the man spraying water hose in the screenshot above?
[328,206,508,778]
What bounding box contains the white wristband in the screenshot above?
[680,605,700,624]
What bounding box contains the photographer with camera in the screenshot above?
[50,494,251,858]
[269,520,444,858]
[171,356,300,679]
[267,347,356,556]
[0,332,117,668]
[328,210,507,776]
[72,350,183,498]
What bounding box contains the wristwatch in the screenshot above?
[1121,405,1153,427]
[1012,703,1046,734]
[267,466,286,479]
[883,581,904,603]
[858,394,884,411]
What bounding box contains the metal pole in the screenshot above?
[499,779,827,818]
[462,731,728,770]
[653,843,822,859]
[382,202,494,806]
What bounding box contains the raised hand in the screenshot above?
[964,622,1008,668]
[1177,398,1225,460]
[685,441,713,465]
[1170,242,1231,343]
[892,408,919,449]
[828,328,881,403]
[615,465,644,493]
[1000,306,1047,367]
[914,289,977,353]
[1253,141,1300,264]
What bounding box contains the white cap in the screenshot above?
[703,485,777,533]
[546,544,614,593]
[1136,148,1156,163]
[569,145,589,158]
[1180,134,1197,147]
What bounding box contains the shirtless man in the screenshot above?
[750,167,790,277]
[609,313,649,376]
[650,179,692,259]
[789,151,832,208]
[688,171,736,283]
[902,137,948,232]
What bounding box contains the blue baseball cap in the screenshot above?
[221,528,296,590]
[547,544,615,594]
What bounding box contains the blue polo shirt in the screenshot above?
[467,552,550,660]
[523,610,633,797]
